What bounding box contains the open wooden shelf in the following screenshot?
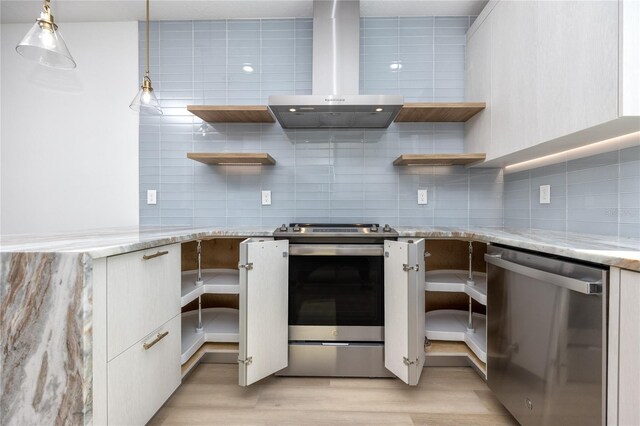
[187,105,275,123]
[187,153,276,165]
[393,153,486,166]
[394,102,486,122]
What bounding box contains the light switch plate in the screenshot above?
[261,190,272,206]
[418,189,428,205]
[147,189,157,205]
[539,185,551,204]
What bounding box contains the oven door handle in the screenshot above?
[289,244,384,256]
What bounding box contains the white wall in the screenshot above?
[0,21,139,235]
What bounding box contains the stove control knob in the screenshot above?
[279,224,288,232]
[383,224,392,232]
[370,224,379,232]
[293,224,301,232]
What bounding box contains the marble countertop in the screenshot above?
[2,225,640,271]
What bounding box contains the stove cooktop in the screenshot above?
[273,223,399,239]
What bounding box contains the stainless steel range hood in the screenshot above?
[268,0,404,129]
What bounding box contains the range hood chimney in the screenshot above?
[268,0,404,129]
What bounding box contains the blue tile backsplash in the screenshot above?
[139,16,506,228]
[503,146,640,239]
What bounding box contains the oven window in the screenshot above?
[289,255,384,326]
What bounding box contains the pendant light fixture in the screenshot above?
[130,0,162,115]
[15,0,76,69]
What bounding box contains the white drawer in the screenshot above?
[108,315,181,426]
[107,244,181,360]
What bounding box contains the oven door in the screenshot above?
[288,244,385,342]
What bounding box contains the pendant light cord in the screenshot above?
[145,0,150,79]
[43,0,50,14]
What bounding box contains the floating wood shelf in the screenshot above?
[187,105,275,123]
[393,153,486,166]
[394,102,486,122]
[187,153,276,165]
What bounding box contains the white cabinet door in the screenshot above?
[384,239,426,386]
[608,267,640,425]
[490,0,538,158]
[238,238,289,386]
[464,11,493,158]
[536,0,618,143]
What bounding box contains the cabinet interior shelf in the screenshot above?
[393,153,486,166]
[187,153,276,165]
[187,105,275,123]
[425,309,487,363]
[181,342,239,378]
[425,269,487,305]
[181,269,240,307]
[394,102,486,122]
[425,340,486,377]
[181,307,239,365]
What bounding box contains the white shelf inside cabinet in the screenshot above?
[181,269,240,306]
[425,270,487,305]
[181,307,239,364]
[425,309,486,363]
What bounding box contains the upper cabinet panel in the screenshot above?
[466,0,640,166]
[621,0,640,116]
[536,0,618,144]
[490,0,538,158]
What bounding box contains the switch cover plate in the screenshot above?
[147,190,157,205]
[539,185,551,204]
[418,189,428,205]
[261,190,272,206]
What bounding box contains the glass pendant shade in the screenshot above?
[129,78,162,115]
[16,13,76,70]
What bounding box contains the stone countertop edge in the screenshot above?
[1,226,640,271]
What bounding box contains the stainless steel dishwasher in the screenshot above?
[485,245,607,426]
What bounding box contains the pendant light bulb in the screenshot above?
[16,0,76,69]
[130,0,162,115]
[130,75,162,115]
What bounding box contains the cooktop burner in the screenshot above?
[273,223,398,241]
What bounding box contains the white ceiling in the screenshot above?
[1,0,489,24]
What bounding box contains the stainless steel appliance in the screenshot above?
[274,223,399,377]
[486,245,607,426]
[268,1,404,129]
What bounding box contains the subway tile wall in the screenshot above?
[139,16,504,228]
[504,146,640,239]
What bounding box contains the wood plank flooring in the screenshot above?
[149,364,517,425]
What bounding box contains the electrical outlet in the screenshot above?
[539,185,551,204]
[261,190,272,206]
[418,189,428,205]
[147,189,157,205]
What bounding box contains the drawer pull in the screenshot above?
[142,250,169,261]
[143,331,169,350]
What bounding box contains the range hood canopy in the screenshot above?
[268,0,404,129]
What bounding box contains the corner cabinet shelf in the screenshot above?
[187,153,276,165]
[393,153,486,166]
[187,105,275,123]
[181,307,239,365]
[425,310,487,363]
[181,269,240,307]
[394,102,486,122]
[425,270,487,305]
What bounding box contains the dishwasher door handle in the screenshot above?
[485,253,603,295]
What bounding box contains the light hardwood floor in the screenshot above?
[149,364,518,425]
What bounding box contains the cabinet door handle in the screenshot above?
[143,331,169,350]
[142,250,169,261]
